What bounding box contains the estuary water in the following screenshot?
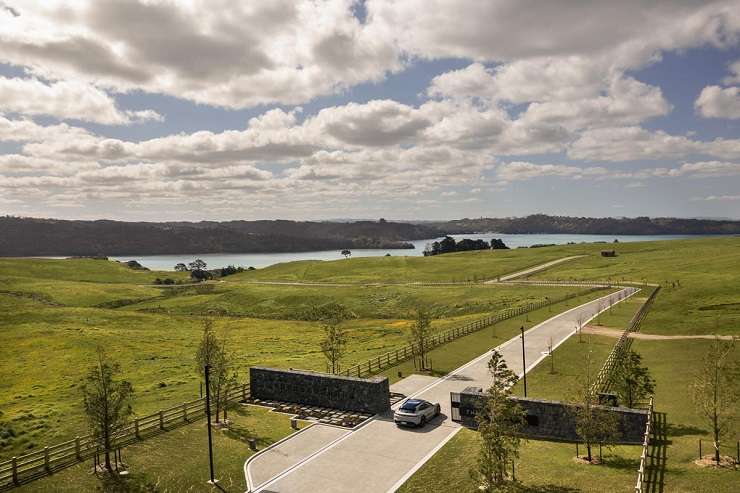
[109,233,706,271]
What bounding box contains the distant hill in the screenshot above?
[2,214,738,257]
[0,217,436,256]
[432,214,740,235]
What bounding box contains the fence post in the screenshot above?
[183,402,188,422]
[159,410,164,430]
[11,457,18,484]
[44,446,50,470]
[75,436,81,460]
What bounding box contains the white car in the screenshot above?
[393,399,441,427]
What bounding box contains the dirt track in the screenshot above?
[583,325,736,341]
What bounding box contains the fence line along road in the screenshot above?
[0,384,250,490]
[590,286,661,396]
[635,396,654,493]
[343,286,607,379]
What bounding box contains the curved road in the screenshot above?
[246,286,638,493]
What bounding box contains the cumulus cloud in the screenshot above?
[0,76,161,124]
[695,85,740,119]
[0,0,401,108]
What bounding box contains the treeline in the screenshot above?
[0,216,430,256]
[434,214,740,235]
[423,236,509,256]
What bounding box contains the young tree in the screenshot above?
[340,249,352,258]
[82,348,134,472]
[408,306,432,370]
[614,350,655,407]
[320,321,348,373]
[691,337,738,464]
[174,262,189,272]
[195,319,237,423]
[572,349,619,462]
[318,304,349,373]
[473,350,526,490]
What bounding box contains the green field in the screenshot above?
[0,257,584,461]
[2,237,738,492]
[532,238,740,335]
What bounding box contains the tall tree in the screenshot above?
[572,349,619,462]
[188,258,207,271]
[408,306,432,370]
[82,348,134,472]
[473,350,525,490]
[174,262,188,272]
[614,350,654,407]
[691,337,738,464]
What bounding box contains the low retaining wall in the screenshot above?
[455,387,648,444]
[250,367,390,414]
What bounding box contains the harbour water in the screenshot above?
[108,233,706,271]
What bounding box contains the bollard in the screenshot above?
[699,439,702,459]
[291,417,298,430]
[398,371,402,378]
[247,438,257,451]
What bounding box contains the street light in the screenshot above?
[204,365,218,486]
[520,326,527,397]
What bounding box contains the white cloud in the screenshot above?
[0,76,161,124]
[693,194,740,201]
[0,0,401,109]
[368,0,740,68]
[695,85,740,119]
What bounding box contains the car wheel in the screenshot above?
[419,416,426,428]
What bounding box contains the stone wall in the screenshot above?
[250,366,390,414]
[455,387,648,444]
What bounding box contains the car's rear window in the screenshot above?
[400,402,418,411]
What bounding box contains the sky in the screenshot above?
[1,1,740,221]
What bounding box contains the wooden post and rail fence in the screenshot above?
[0,384,249,489]
[342,286,606,379]
[634,396,654,493]
[590,285,661,396]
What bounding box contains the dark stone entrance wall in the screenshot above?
[250,367,390,414]
[456,387,648,444]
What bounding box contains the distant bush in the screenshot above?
[220,265,245,277]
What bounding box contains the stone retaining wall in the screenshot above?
[455,387,648,444]
[250,367,390,414]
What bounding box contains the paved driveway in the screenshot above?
[246,287,637,492]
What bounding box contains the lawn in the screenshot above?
[398,428,642,493]
[14,405,300,493]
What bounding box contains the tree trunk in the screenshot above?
[103,431,112,471]
[586,442,592,462]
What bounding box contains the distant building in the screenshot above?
[601,250,617,257]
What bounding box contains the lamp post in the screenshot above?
[520,326,527,397]
[204,365,217,485]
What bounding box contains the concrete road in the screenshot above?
[488,255,586,282]
[246,287,637,493]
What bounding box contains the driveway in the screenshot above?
[246,287,637,492]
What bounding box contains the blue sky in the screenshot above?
[1,1,739,221]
